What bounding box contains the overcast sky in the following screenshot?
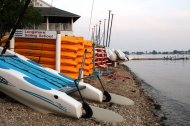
[43,0,190,52]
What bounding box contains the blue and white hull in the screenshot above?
[0,47,103,118]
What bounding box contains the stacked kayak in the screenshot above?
[83,40,93,76]
[60,36,81,79]
[14,38,56,69]
[60,37,94,79]
[0,47,103,118]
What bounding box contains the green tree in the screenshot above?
[0,0,43,45]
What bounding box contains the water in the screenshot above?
[124,59,190,126]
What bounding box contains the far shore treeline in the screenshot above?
[124,49,190,55]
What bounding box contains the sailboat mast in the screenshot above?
[108,14,114,47]
[105,10,111,47]
[98,20,101,45]
[103,19,106,46]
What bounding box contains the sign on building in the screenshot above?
[15,29,57,39]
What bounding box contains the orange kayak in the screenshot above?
[86,52,93,58]
[77,58,92,64]
[76,57,83,63]
[89,64,93,69]
[85,58,93,64]
[61,58,78,66]
[84,71,90,76]
[84,40,92,47]
[83,65,90,71]
[61,65,79,73]
[61,72,79,79]
[86,48,92,53]
[15,49,55,58]
[61,44,79,51]
[61,51,77,59]
[61,37,84,46]
[25,56,55,65]
[15,42,56,51]
[41,64,55,69]
[78,45,84,50]
[88,69,93,74]
[15,38,56,44]
[77,50,84,56]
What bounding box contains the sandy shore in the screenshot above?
[0,64,160,126]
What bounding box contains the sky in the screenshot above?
[43,0,190,52]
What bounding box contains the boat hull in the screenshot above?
[0,47,103,118]
[106,48,117,61]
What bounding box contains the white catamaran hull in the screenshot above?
[0,47,103,118]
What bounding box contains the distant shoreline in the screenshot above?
[130,57,189,60]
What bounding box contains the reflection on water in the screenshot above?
[125,60,190,125]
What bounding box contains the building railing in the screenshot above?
[34,23,72,31]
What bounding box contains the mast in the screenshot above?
[102,19,106,46]
[98,20,101,45]
[108,14,114,47]
[105,10,111,47]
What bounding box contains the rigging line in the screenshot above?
[87,0,95,40]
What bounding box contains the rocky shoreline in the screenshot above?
[0,64,161,126]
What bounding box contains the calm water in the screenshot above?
[124,59,190,126]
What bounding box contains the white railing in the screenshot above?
[34,23,72,31]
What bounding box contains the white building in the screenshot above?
[30,0,80,36]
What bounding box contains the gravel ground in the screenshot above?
[0,64,161,126]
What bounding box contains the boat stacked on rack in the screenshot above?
[114,49,128,61]
[105,47,117,62]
